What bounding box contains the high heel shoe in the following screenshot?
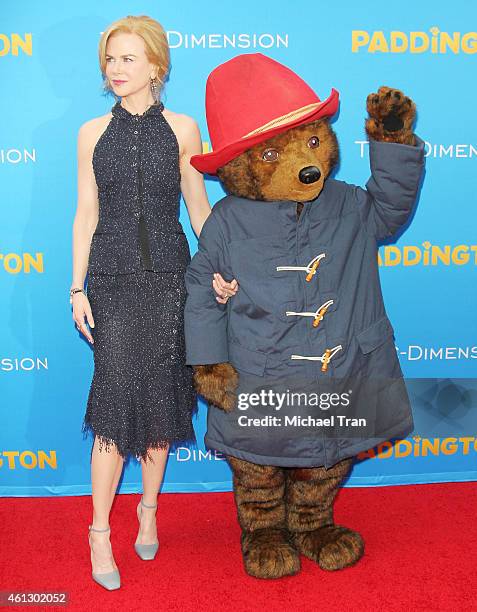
[88,525,121,591]
[134,497,159,560]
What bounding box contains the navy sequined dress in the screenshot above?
[82,101,197,460]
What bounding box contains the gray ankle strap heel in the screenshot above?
[140,497,157,509]
[135,497,160,561]
[88,525,121,591]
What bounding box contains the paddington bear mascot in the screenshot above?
[184,53,424,579]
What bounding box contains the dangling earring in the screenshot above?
[150,77,158,102]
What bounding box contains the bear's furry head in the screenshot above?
[217,119,339,203]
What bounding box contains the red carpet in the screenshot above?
[1,483,476,611]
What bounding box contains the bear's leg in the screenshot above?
[228,456,300,579]
[286,459,364,571]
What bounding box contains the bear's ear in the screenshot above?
[217,151,263,200]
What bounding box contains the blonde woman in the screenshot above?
[71,15,237,590]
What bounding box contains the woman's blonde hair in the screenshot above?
[98,15,170,99]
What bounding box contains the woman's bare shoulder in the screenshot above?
[78,112,113,150]
[162,108,198,133]
[162,108,201,154]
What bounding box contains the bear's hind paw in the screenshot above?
[242,528,301,579]
[294,525,364,571]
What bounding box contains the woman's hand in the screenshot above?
[213,273,239,304]
[72,292,95,344]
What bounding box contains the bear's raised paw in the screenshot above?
[365,86,416,145]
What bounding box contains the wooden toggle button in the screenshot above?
[305,258,321,282]
[312,305,329,328]
[321,349,332,372]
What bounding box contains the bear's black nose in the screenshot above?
[299,166,321,184]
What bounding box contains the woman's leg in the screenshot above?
[109,453,124,505]
[136,446,169,546]
[89,436,124,573]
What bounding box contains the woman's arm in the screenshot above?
[71,119,103,343]
[164,110,238,302]
[175,114,212,237]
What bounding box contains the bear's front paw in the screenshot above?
[193,363,238,411]
[365,86,416,145]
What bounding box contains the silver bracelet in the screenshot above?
[69,287,84,304]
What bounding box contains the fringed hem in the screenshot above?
[81,420,196,463]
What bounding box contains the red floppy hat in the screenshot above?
[190,53,339,176]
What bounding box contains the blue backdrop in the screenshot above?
[1,1,476,496]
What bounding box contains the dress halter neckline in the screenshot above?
[112,101,164,120]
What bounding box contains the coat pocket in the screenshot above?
[354,316,404,408]
[228,341,268,377]
[356,316,394,354]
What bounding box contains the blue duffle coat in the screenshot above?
[185,137,425,467]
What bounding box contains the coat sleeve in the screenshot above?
[353,136,425,241]
[184,212,230,365]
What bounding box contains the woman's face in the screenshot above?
[105,32,156,99]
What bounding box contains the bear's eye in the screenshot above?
[308,136,320,149]
[262,148,279,162]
